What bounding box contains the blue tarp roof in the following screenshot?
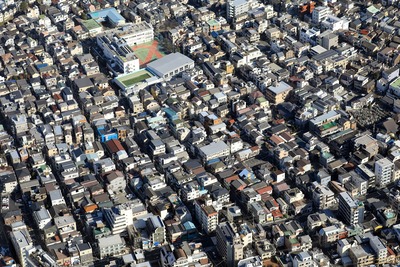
[89,7,125,24]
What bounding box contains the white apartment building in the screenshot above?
[292,252,314,267]
[321,15,349,31]
[98,235,126,258]
[312,6,330,24]
[238,256,263,267]
[94,158,116,175]
[299,28,320,45]
[198,141,230,162]
[33,207,52,229]
[227,0,249,20]
[104,206,130,235]
[49,189,66,206]
[11,114,28,134]
[103,202,146,235]
[10,230,34,267]
[369,236,388,265]
[375,157,394,187]
[181,181,201,201]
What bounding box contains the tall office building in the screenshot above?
[375,157,394,187]
[216,222,244,267]
[227,0,249,21]
[338,192,364,225]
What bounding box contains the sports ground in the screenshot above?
[132,40,165,67]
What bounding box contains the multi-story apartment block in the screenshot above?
[338,192,364,225]
[10,230,34,267]
[216,222,244,267]
[312,182,335,209]
[194,196,218,234]
[226,0,249,21]
[146,215,166,246]
[265,81,293,104]
[375,157,394,187]
[98,234,126,258]
[103,204,134,235]
[312,6,330,24]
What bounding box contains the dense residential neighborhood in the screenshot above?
[1,0,400,266]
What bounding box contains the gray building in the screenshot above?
[146,215,166,246]
[216,222,244,267]
[98,234,125,258]
[338,192,364,225]
[147,53,195,80]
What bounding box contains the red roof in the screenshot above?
[271,209,283,218]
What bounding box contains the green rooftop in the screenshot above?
[81,19,102,31]
[367,5,379,14]
[322,151,333,158]
[115,69,153,88]
[321,121,337,130]
[172,118,183,125]
[391,77,400,89]
[284,230,292,236]
[207,19,220,27]
[93,227,111,236]
[385,211,395,219]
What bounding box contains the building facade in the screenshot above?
[375,158,394,187]
[338,192,364,225]
[227,0,249,21]
[10,230,34,267]
[216,222,244,267]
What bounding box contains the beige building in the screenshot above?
[194,197,218,234]
[266,27,281,40]
[265,81,293,104]
[349,246,375,267]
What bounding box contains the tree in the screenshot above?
[81,13,88,20]
[19,1,29,12]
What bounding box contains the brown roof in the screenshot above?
[174,248,187,259]
[270,134,284,146]
[105,139,124,153]
[199,258,209,265]
[280,131,294,142]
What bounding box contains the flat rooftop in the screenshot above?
[231,0,248,7]
[115,69,154,88]
[89,8,125,24]
[200,141,229,156]
[207,19,220,27]
[147,52,194,76]
[268,81,292,94]
[390,76,400,89]
[81,19,102,31]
